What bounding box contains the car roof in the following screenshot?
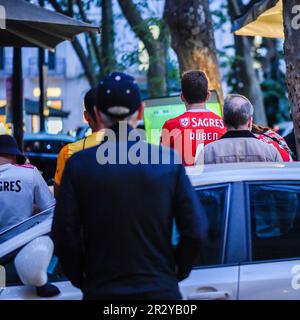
[187,162,300,186]
[24,133,76,142]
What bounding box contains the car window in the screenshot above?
[1,252,22,286]
[194,186,228,266]
[249,183,300,261]
[0,208,53,245]
[173,185,229,267]
[24,140,70,154]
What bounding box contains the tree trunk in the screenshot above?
[12,48,24,152]
[76,0,103,77]
[147,43,168,97]
[261,38,280,81]
[147,23,169,97]
[164,0,223,102]
[72,38,97,87]
[228,0,267,125]
[101,0,117,76]
[117,0,168,97]
[283,1,300,160]
[236,37,267,125]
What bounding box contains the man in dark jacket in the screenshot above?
[285,129,297,160]
[52,72,207,300]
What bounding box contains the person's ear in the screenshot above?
[93,106,105,129]
[84,109,96,129]
[83,110,89,123]
[137,103,144,121]
[206,91,211,102]
[248,117,253,129]
[180,93,185,103]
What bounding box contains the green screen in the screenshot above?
[144,92,222,145]
[144,104,186,145]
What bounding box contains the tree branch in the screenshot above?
[75,0,103,74]
[117,0,156,53]
[47,0,66,15]
[101,0,117,75]
[68,0,74,17]
[47,0,97,86]
[72,38,97,87]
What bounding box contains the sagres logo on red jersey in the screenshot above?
[179,117,190,128]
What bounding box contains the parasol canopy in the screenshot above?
[0,0,100,50]
[233,0,283,39]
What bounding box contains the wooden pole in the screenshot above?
[39,0,46,132]
[12,47,24,151]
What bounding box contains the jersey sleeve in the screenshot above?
[54,144,70,186]
[34,167,56,211]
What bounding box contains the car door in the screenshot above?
[239,182,300,300]
[179,184,240,300]
[0,210,82,300]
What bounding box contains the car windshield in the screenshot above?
[0,207,54,245]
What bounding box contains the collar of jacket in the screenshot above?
[220,130,257,139]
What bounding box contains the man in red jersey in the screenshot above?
[161,70,226,166]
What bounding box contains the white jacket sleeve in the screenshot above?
[33,167,56,211]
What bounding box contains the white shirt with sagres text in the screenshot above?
[0,164,55,233]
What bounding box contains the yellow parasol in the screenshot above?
[233,0,283,38]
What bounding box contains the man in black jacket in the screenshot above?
[52,72,207,300]
[285,129,297,160]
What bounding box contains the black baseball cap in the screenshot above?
[97,72,141,118]
[0,135,26,164]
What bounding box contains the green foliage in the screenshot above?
[117,51,139,70]
[220,42,290,126]
[255,40,290,125]
[217,45,244,92]
[212,0,289,126]
[211,2,228,31]
[261,79,290,126]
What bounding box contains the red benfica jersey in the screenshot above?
[161,109,226,166]
[254,130,293,162]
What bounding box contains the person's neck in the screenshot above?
[110,121,133,130]
[91,126,105,133]
[187,102,207,111]
[227,126,250,132]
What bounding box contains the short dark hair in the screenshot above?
[84,88,98,118]
[223,94,254,129]
[181,70,209,104]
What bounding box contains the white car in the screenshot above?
[1,162,300,300]
[0,209,82,300]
